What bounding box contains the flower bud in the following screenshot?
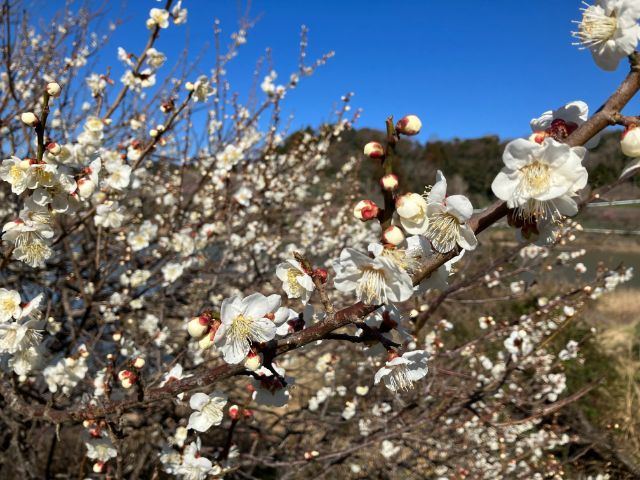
[386,349,400,362]
[112,331,122,342]
[228,404,241,420]
[243,408,253,418]
[198,330,215,350]
[132,357,145,369]
[621,125,640,157]
[20,112,39,126]
[46,142,61,155]
[46,82,61,97]
[92,462,106,473]
[118,370,136,389]
[363,141,384,159]
[380,173,398,191]
[382,225,405,246]
[149,128,158,137]
[244,351,262,371]
[528,131,548,144]
[187,314,210,339]
[77,178,96,199]
[353,199,380,221]
[395,114,422,136]
[146,18,156,29]
[185,81,195,91]
[313,267,328,284]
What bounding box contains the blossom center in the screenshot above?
[573,5,618,48]
[286,268,303,296]
[519,161,551,197]
[228,314,253,341]
[9,165,24,183]
[426,212,460,252]
[387,365,414,391]
[0,298,18,316]
[357,267,386,304]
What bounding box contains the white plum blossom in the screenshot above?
[172,1,188,25]
[374,350,429,392]
[94,201,125,229]
[190,75,214,102]
[425,171,477,252]
[251,365,294,407]
[0,156,31,194]
[0,288,22,322]
[333,248,413,305]
[148,8,170,29]
[504,329,534,360]
[395,192,429,234]
[187,391,227,432]
[162,262,186,285]
[214,293,280,364]
[491,138,588,226]
[530,100,600,148]
[85,435,118,463]
[276,258,315,304]
[572,0,640,71]
[176,438,220,480]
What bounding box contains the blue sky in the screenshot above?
[36,0,639,141]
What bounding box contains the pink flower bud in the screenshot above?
[46,82,61,97]
[353,199,380,221]
[243,351,263,371]
[76,178,96,199]
[46,142,61,155]
[395,114,422,136]
[228,404,240,419]
[118,370,136,389]
[382,225,405,246]
[380,173,399,191]
[621,124,640,157]
[528,131,548,144]
[363,141,384,159]
[243,409,253,418]
[313,268,328,284]
[92,462,106,473]
[187,314,210,339]
[20,112,39,126]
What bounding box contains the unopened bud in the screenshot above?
[198,330,216,350]
[244,351,263,371]
[46,142,61,155]
[386,349,400,362]
[313,268,328,284]
[77,178,96,199]
[243,408,253,418]
[363,141,384,159]
[228,404,240,420]
[132,357,145,369]
[21,112,39,126]
[395,114,422,136]
[92,461,106,473]
[528,131,548,144]
[380,173,399,191]
[145,18,156,29]
[353,199,380,221]
[46,82,61,97]
[621,125,640,157]
[382,225,405,246]
[185,81,195,91]
[112,331,122,342]
[187,314,210,339]
[304,450,320,460]
[118,370,136,389]
[149,128,158,137]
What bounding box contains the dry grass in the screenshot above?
[585,288,640,460]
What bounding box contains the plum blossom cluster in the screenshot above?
[0,1,639,478]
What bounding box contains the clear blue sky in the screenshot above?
[35,0,640,141]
